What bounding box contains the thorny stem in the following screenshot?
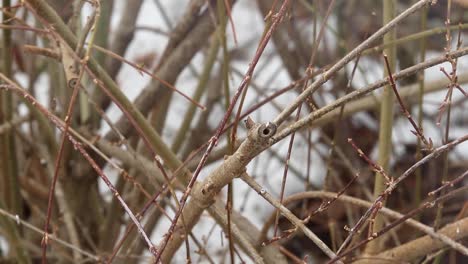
[262,228,297,247]
[310,174,359,216]
[261,173,360,248]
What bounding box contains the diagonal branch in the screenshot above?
[156,120,278,262]
[272,46,468,144]
[240,173,339,261]
[273,0,434,126]
[365,217,468,263]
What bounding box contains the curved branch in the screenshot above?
[359,217,468,263]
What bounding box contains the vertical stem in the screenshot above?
[1,0,21,216]
[1,2,28,262]
[171,37,219,153]
[365,0,396,255]
[414,3,428,218]
[217,0,236,262]
[433,2,455,263]
[89,0,111,127]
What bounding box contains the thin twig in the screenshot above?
[154,1,293,261]
[273,0,434,126]
[335,134,468,257]
[382,54,433,150]
[240,173,339,261]
[272,46,468,144]
[0,78,158,258]
[348,138,393,184]
[0,207,100,261]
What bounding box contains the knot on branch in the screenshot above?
[196,118,277,206]
[245,117,277,146]
[258,122,277,139]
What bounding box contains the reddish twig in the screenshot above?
[274,0,336,238]
[262,227,297,246]
[308,173,359,217]
[428,169,468,197]
[367,201,384,239]
[382,53,433,150]
[90,44,205,110]
[106,183,168,263]
[223,0,237,45]
[329,185,468,263]
[154,1,293,261]
[0,80,158,258]
[336,134,468,257]
[41,67,84,263]
[106,140,209,262]
[347,138,393,185]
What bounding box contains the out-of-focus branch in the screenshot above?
[0,115,30,134]
[154,0,206,71]
[360,217,468,263]
[365,0,397,254]
[105,2,219,141]
[105,0,142,80]
[0,206,99,262]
